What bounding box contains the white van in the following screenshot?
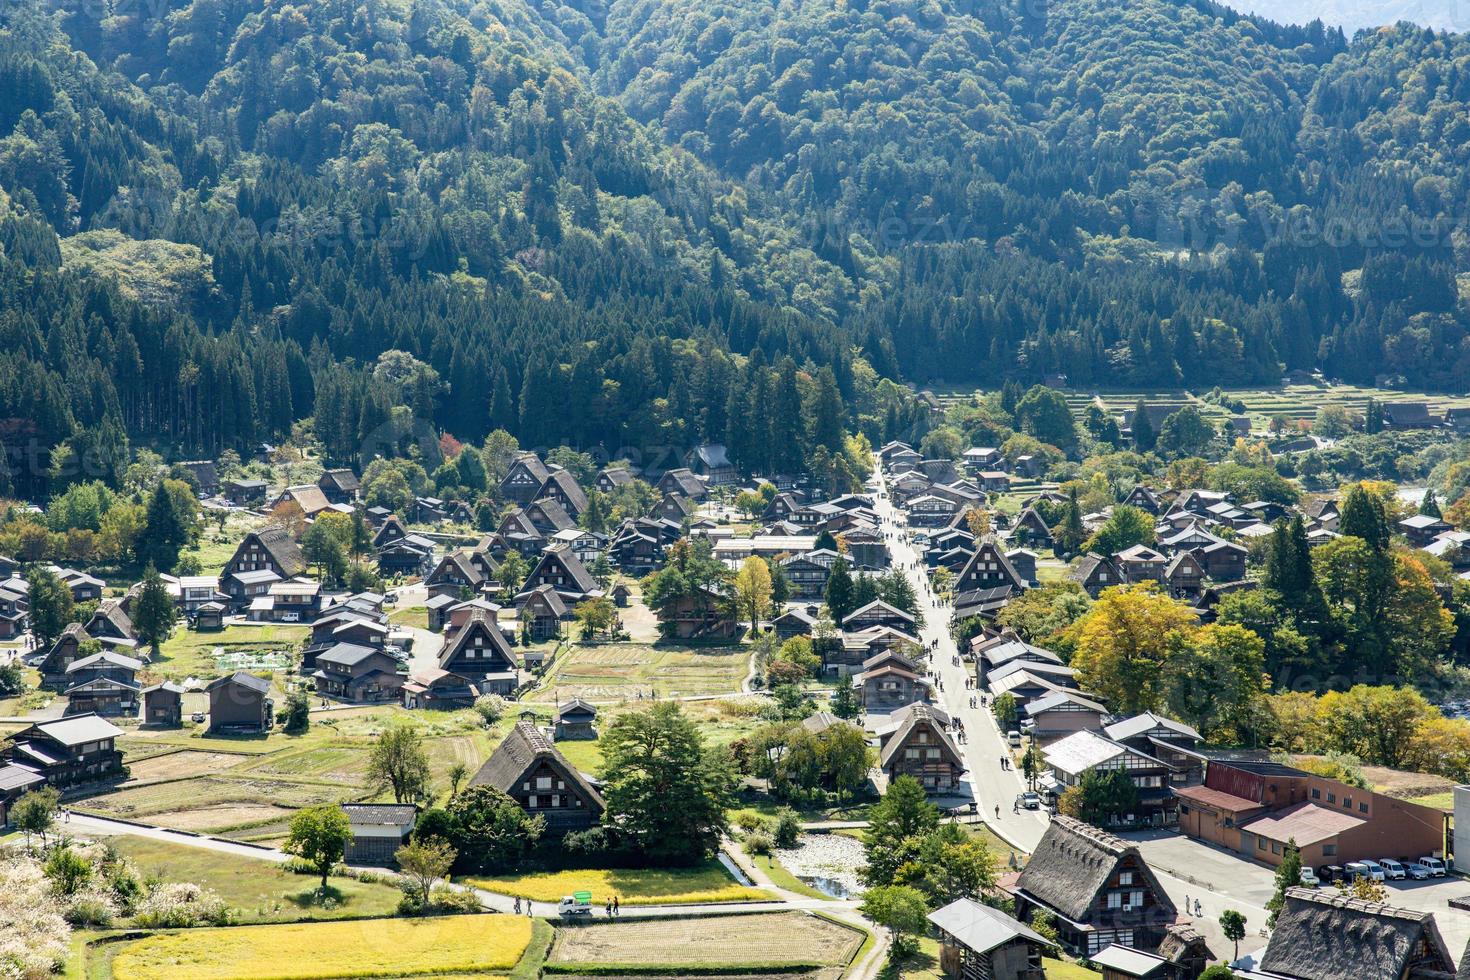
[1377,859,1407,880]
[1417,856,1448,877]
[1006,730,1023,749]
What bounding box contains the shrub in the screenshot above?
[773,809,802,849]
[744,830,774,856]
[132,882,232,928]
[733,812,764,833]
[474,694,507,726]
[65,886,119,927]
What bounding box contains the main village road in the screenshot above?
[870,464,1048,851]
[869,463,1270,959]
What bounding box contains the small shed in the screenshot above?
[554,698,598,741]
[610,583,632,608]
[341,803,417,865]
[205,671,273,733]
[928,897,1055,980]
[194,601,226,631]
[140,682,185,727]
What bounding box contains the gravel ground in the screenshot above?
[774,833,868,897]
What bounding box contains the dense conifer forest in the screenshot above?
[2,0,1470,496]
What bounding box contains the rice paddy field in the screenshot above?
[81,706,497,843]
[109,914,533,980]
[544,912,862,971]
[465,861,770,906]
[522,642,752,702]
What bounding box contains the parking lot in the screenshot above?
[1125,831,1470,959]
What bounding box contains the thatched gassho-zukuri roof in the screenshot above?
[1261,887,1455,980]
[1014,815,1173,925]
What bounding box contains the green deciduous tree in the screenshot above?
[367,726,432,804]
[284,805,352,889]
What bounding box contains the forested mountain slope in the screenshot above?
[3,0,1470,500]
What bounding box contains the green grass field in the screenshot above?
[108,836,404,923]
[153,623,308,679]
[523,642,751,702]
[545,911,860,970]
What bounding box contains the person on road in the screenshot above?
[995,804,1001,820]
[514,897,522,915]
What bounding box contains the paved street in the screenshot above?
[871,465,1049,850]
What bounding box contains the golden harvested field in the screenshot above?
[122,750,252,781]
[546,912,862,968]
[465,862,769,905]
[111,915,533,980]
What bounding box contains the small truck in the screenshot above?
[558,891,594,917]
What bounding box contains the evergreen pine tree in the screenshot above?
[825,557,855,623]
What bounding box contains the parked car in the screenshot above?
[1019,792,1041,810]
[1298,867,1320,886]
[1418,857,1448,877]
[190,712,206,724]
[1346,861,1384,882]
[1377,859,1407,880]
[1319,865,1344,884]
[1406,863,1434,880]
[1006,730,1023,748]
[558,892,593,917]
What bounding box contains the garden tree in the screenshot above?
[734,555,773,635]
[994,582,1092,647]
[1199,968,1237,980]
[26,566,74,645]
[1267,839,1304,927]
[1131,399,1156,451]
[1063,768,1139,825]
[769,561,792,605]
[1316,685,1435,769]
[1067,584,1198,715]
[894,822,996,908]
[131,565,177,657]
[831,682,861,720]
[447,762,470,801]
[863,775,939,885]
[598,701,733,864]
[824,556,855,623]
[12,786,59,847]
[395,837,457,909]
[823,722,876,800]
[572,596,617,640]
[1314,538,1452,675]
[931,565,954,599]
[0,660,25,697]
[1163,623,1269,744]
[367,726,433,804]
[282,687,310,734]
[496,552,529,597]
[1314,404,1355,438]
[302,512,352,582]
[773,636,821,678]
[1084,504,1156,555]
[442,786,544,873]
[284,805,352,889]
[1421,489,1442,517]
[1346,874,1389,903]
[1020,740,1045,790]
[963,507,991,538]
[1157,406,1215,457]
[1053,487,1087,556]
[813,529,839,552]
[734,489,765,520]
[991,692,1018,728]
[1264,517,1329,634]
[877,570,924,627]
[1014,385,1075,449]
[861,885,930,962]
[1219,909,1247,960]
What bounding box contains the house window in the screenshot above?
[1119,872,1134,886]
[1258,838,1266,850]
[1311,788,1320,800]
[1359,802,1368,813]
[1343,797,1352,809]
[1327,792,1336,804]
[1323,844,1337,856]
[1271,842,1282,855]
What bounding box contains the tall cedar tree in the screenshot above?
[598,702,732,864]
[132,565,177,656]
